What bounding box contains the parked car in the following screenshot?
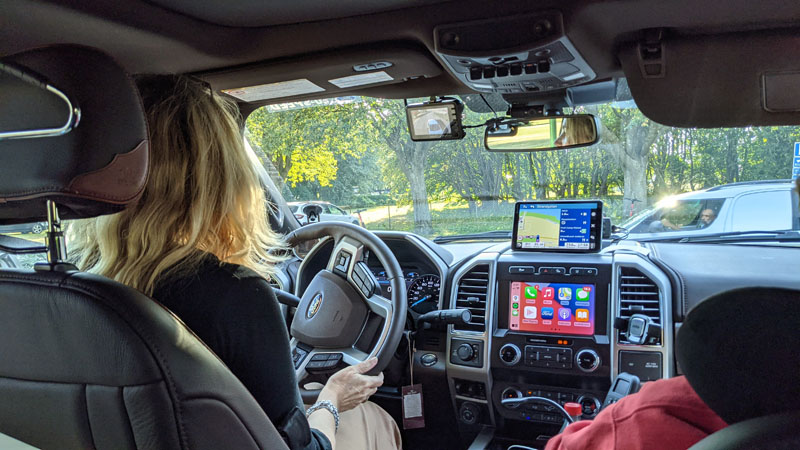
[0,222,47,235]
[288,201,362,226]
[621,180,800,240]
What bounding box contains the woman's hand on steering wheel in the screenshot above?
[319,357,384,412]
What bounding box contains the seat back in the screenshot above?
[679,287,800,450]
[0,45,288,449]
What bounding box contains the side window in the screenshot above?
[628,198,724,233]
[317,204,331,214]
[730,191,792,232]
[0,221,54,270]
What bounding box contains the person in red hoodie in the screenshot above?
[545,376,726,450]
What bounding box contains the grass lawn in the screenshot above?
[362,202,513,237]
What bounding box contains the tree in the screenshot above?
[362,99,434,235]
[595,105,664,215]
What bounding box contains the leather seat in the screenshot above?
[0,45,288,450]
[678,287,800,449]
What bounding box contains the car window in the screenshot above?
[244,93,799,246]
[317,204,331,214]
[626,198,725,233]
[730,190,792,231]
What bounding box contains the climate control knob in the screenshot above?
[457,343,475,361]
[499,343,521,366]
[575,348,601,373]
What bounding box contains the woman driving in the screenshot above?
[69,75,401,450]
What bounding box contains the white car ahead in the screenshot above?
[288,201,362,226]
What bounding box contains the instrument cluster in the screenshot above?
[371,269,441,314]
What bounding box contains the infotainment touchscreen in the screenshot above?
[509,281,595,336]
[512,201,602,252]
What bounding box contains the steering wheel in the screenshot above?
[286,222,407,402]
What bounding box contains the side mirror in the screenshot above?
[302,204,323,224]
[485,114,598,152]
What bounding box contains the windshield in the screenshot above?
[244,95,800,242]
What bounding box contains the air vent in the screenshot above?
[618,267,661,345]
[454,264,490,332]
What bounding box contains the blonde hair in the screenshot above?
[69,75,286,296]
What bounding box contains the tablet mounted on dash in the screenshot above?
[511,200,603,253]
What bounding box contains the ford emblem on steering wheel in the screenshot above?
[307,292,324,319]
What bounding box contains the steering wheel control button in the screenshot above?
[292,348,309,369]
[351,262,376,298]
[333,250,351,275]
[576,348,601,373]
[420,353,438,367]
[499,343,522,366]
[306,353,343,372]
[508,265,535,274]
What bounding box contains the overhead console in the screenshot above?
[434,12,596,94]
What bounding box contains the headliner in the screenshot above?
[3,0,800,125]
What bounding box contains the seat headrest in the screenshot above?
[0,45,148,224]
[677,287,800,425]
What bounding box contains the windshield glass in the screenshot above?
[244,95,800,241]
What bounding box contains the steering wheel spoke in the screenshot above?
[364,292,392,319]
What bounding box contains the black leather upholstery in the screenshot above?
[0,268,288,449]
[0,45,288,449]
[690,410,800,450]
[0,45,148,224]
[679,287,800,449]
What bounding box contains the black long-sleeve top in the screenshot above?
[152,254,331,450]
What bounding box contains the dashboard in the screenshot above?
[289,214,800,449]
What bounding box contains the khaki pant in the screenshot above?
[305,383,401,450]
[335,401,402,450]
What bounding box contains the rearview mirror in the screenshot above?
[485,114,597,152]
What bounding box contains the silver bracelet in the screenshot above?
[306,400,340,433]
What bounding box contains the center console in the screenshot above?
[445,202,672,448]
[491,257,612,428]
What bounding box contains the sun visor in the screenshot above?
[199,43,442,105]
[618,30,800,128]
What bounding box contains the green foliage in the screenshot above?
[245,97,799,236]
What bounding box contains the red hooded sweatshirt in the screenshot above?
[546,376,727,450]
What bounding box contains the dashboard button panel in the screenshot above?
[538,266,566,275]
[495,382,604,423]
[451,338,483,367]
[509,265,535,274]
[569,267,598,276]
[524,345,573,369]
